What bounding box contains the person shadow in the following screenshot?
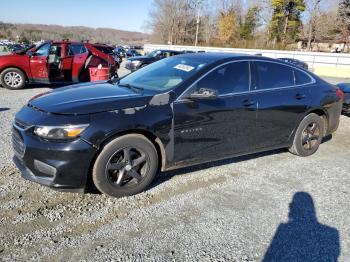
[263,192,340,262]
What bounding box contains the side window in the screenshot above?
[35,43,50,56]
[191,61,250,95]
[67,44,88,56]
[255,61,294,90]
[294,69,313,85]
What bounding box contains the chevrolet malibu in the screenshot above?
[12,53,343,197]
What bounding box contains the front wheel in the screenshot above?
[0,68,26,90]
[289,113,325,157]
[92,134,159,197]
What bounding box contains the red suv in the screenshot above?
[0,40,117,90]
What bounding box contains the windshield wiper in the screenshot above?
[118,83,144,92]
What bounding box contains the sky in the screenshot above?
[0,0,154,32]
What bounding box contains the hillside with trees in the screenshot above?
[0,22,149,44]
[148,0,350,52]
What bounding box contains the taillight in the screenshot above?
[336,88,344,101]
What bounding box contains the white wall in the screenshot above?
[144,44,350,70]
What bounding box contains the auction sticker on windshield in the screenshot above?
[174,64,195,72]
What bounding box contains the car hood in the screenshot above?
[28,82,155,115]
[0,53,22,59]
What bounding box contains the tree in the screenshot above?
[337,0,350,49]
[269,0,306,46]
[240,6,261,40]
[217,9,240,46]
[305,0,322,50]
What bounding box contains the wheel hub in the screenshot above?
[106,147,148,187]
[125,164,132,171]
[4,72,22,87]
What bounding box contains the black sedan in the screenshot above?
[125,49,142,58]
[125,49,182,71]
[13,53,343,197]
[278,58,309,70]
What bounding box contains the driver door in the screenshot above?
[172,61,257,165]
[30,43,50,82]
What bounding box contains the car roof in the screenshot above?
[175,52,305,66]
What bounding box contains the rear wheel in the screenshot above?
[289,113,324,157]
[0,68,26,90]
[92,134,158,197]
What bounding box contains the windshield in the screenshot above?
[118,56,208,91]
[147,50,161,58]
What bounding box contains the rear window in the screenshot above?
[255,61,294,90]
[294,69,313,85]
[94,45,114,55]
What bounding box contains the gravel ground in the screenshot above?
[0,64,350,261]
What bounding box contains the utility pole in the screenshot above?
[194,0,203,47]
[195,8,200,46]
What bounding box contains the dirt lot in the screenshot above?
[0,68,350,261]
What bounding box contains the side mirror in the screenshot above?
[189,88,217,100]
[27,51,33,57]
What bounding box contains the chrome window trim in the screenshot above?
[175,59,316,103]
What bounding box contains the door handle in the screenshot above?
[295,94,306,100]
[242,100,256,107]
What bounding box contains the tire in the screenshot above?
[0,68,26,90]
[289,113,325,157]
[140,64,148,68]
[92,134,158,197]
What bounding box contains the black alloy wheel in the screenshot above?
[289,113,324,157]
[92,134,158,197]
[106,147,148,187]
[301,122,321,151]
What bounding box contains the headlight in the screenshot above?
[131,60,141,66]
[33,124,89,140]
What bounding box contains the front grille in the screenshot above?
[12,127,26,158]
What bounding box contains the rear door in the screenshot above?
[253,61,314,149]
[69,44,89,82]
[30,43,50,82]
[173,61,257,164]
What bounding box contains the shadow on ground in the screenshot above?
[87,135,333,194]
[0,107,10,112]
[263,192,340,262]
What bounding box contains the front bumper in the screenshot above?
[12,125,98,193]
[125,61,138,71]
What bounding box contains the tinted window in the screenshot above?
[94,45,114,55]
[256,61,294,89]
[67,44,88,56]
[192,62,250,95]
[294,69,313,85]
[35,43,50,56]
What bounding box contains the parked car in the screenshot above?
[0,40,117,90]
[93,43,122,68]
[13,53,343,197]
[125,49,182,71]
[125,49,142,58]
[6,44,26,52]
[336,83,350,114]
[278,58,309,70]
[114,46,127,57]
